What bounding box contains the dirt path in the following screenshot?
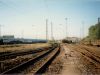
[60,44,82,75]
[45,43,100,75]
[45,44,82,75]
[60,44,100,75]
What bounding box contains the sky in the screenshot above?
[0,0,100,40]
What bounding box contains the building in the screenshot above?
[66,37,80,43]
[1,35,15,43]
[2,35,14,39]
[0,34,48,44]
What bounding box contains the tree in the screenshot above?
[89,23,100,40]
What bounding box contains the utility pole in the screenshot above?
[46,19,48,41]
[82,21,84,38]
[32,25,36,39]
[65,18,68,38]
[80,26,82,40]
[0,25,1,37]
[21,30,24,39]
[32,25,35,38]
[0,25,3,38]
[98,17,100,24]
[51,22,53,40]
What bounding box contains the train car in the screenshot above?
[0,38,47,45]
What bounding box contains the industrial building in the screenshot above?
[0,35,47,44]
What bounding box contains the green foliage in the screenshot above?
[89,23,100,40]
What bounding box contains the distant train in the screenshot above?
[0,38,47,45]
[62,39,73,44]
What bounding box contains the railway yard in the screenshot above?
[0,0,100,75]
[0,43,100,75]
[60,44,100,75]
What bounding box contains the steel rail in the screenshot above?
[1,44,59,74]
[0,46,51,61]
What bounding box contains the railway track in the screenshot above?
[77,45,100,68]
[1,43,60,74]
[66,44,100,68]
[0,46,51,61]
[0,50,51,73]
